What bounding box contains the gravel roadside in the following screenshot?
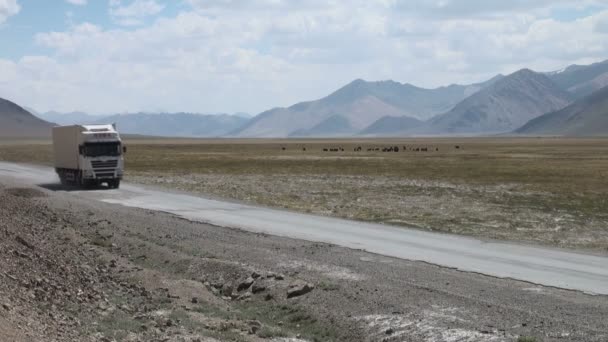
[0,176,607,342]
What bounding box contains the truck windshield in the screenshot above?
[83,142,121,157]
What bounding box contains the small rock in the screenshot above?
[191,297,199,304]
[221,282,234,297]
[119,304,132,312]
[248,320,262,334]
[2,303,11,311]
[252,283,266,294]
[238,292,252,301]
[15,235,35,250]
[385,328,394,335]
[251,271,261,279]
[287,281,314,298]
[237,277,255,292]
[264,293,274,301]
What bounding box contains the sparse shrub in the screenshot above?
[318,281,340,291]
[90,237,112,248]
[257,326,287,338]
[518,337,538,342]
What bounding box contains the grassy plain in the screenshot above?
[1,137,607,251]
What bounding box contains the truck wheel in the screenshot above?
[108,180,120,189]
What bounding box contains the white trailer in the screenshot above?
[52,124,125,189]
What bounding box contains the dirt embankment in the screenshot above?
[1,179,607,342]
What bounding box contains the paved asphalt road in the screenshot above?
[1,161,607,295]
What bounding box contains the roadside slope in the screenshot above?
[1,176,607,341]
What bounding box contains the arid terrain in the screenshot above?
[2,137,607,251]
[1,175,608,342]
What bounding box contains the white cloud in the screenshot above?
[1,1,608,114]
[65,0,87,5]
[109,0,165,26]
[0,0,20,24]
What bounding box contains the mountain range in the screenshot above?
[546,59,608,99]
[2,58,608,138]
[231,76,503,137]
[418,69,573,135]
[516,85,608,136]
[0,98,54,138]
[35,111,250,137]
[229,59,608,137]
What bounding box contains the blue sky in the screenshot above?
[1,0,608,114]
[0,0,187,59]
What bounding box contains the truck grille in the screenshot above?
[91,160,118,178]
[91,160,118,169]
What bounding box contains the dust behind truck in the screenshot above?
[52,124,125,189]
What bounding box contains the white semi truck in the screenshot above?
[52,124,125,189]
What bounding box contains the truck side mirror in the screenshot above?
[123,146,127,154]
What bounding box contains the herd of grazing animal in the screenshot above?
[280,145,462,153]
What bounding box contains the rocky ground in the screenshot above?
[1,176,607,341]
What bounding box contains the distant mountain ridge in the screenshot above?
[516,85,608,136]
[8,58,608,138]
[231,77,501,138]
[547,59,608,99]
[359,116,423,136]
[231,59,608,138]
[38,111,104,126]
[419,69,573,134]
[36,111,251,138]
[98,113,250,137]
[0,97,54,138]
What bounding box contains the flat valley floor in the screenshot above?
[3,137,607,251]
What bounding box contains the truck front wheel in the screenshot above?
[109,180,121,189]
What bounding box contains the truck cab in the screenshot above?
[53,124,125,189]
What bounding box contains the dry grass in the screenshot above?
[1,137,607,251]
